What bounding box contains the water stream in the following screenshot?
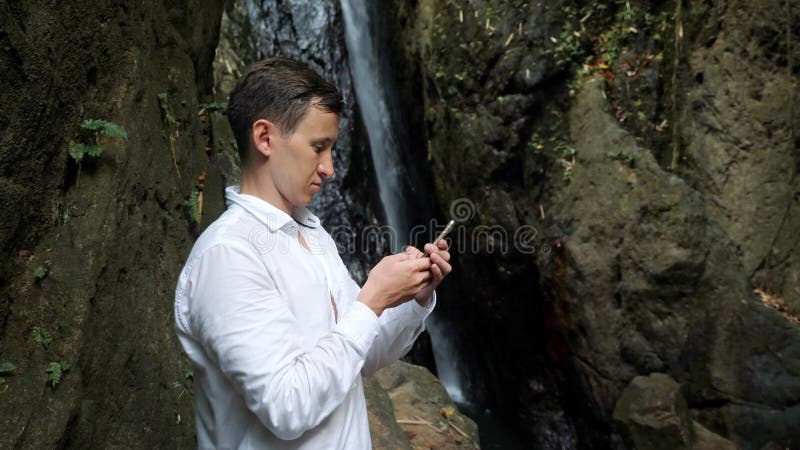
[339,0,470,408]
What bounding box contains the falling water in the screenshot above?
[339,0,468,405]
[339,0,408,242]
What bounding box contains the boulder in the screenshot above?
[614,373,738,450]
[369,362,480,450]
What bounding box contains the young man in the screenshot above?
[174,58,452,449]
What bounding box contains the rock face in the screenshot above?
[613,373,736,450]
[0,0,224,447]
[387,0,800,448]
[559,80,800,449]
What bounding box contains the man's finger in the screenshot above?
[431,263,443,280]
[431,253,452,275]
[406,257,432,271]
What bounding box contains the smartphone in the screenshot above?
[423,220,455,257]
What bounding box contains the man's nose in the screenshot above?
[317,154,335,179]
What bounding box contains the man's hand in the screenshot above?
[404,239,452,306]
[358,253,433,317]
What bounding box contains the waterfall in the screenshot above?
[340,0,469,406]
[339,0,409,243]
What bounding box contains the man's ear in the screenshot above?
[251,119,278,158]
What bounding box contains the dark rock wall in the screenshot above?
[387,0,799,448]
[0,1,224,447]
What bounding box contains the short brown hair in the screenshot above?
[226,58,343,165]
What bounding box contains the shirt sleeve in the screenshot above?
[336,276,436,377]
[326,241,436,378]
[183,242,380,440]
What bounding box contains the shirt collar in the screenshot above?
[224,185,319,232]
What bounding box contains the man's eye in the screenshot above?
[313,145,323,153]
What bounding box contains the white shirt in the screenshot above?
[174,185,435,449]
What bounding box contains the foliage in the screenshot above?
[555,142,577,182]
[185,190,202,225]
[158,93,177,126]
[33,266,48,280]
[81,119,129,140]
[32,326,53,350]
[33,260,51,281]
[46,360,71,388]
[68,119,128,162]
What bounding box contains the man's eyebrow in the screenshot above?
[311,137,335,145]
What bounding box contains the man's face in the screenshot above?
[267,103,339,208]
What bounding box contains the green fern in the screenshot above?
[185,191,201,224]
[33,265,48,280]
[46,360,71,388]
[81,119,129,140]
[32,327,53,350]
[68,119,128,162]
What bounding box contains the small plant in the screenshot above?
[68,119,128,162]
[46,360,71,388]
[34,266,47,280]
[555,142,577,182]
[33,260,51,281]
[185,190,202,225]
[32,327,53,350]
[0,362,15,387]
[158,93,177,126]
[528,133,545,151]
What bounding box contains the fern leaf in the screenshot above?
[86,144,104,157]
[80,119,104,131]
[32,327,53,349]
[185,191,202,224]
[99,122,128,140]
[0,362,15,374]
[46,360,70,388]
[81,119,128,140]
[68,142,86,162]
[46,362,62,387]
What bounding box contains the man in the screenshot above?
[174,57,452,449]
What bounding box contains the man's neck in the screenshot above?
[239,169,292,215]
